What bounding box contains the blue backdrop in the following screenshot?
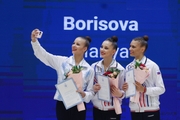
[0,0,179,120]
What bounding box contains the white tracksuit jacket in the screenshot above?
[31,40,95,103]
[91,59,125,111]
[126,56,165,112]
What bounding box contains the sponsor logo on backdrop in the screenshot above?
[85,47,129,59]
[64,16,138,31]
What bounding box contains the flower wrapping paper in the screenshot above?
[68,72,85,111]
[130,67,150,103]
[109,76,122,114]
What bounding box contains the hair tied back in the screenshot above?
[143,35,149,41]
[84,36,91,43]
[111,36,118,42]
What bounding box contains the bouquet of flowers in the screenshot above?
[103,68,120,79]
[65,65,85,111]
[65,66,83,78]
[134,59,149,84]
[130,59,150,103]
[103,67,122,114]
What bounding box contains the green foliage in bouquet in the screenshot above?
[135,59,146,70]
[71,65,83,73]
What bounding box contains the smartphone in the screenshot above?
[36,31,43,38]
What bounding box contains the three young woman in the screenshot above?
[31,29,165,120]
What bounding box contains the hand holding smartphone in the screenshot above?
[36,31,43,38]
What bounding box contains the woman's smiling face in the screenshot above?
[129,40,145,58]
[72,37,87,56]
[100,40,116,59]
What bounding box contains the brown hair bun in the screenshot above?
[143,35,149,41]
[85,36,91,43]
[111,36,118,42]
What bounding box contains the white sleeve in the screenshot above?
[83,68,95,103]
[31,40,67,70]
[145,64,165,96]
